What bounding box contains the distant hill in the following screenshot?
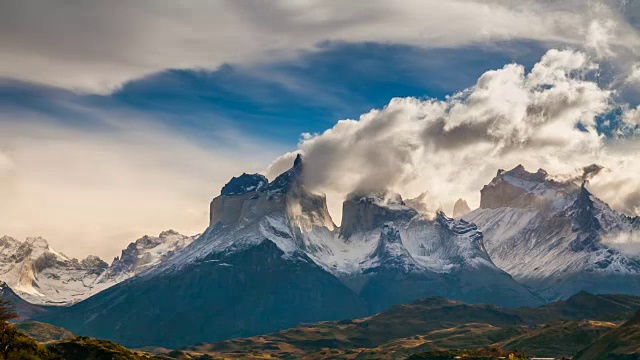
[164,292,640,359]
[16,321,75,342]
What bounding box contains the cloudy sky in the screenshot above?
[2,0,640,260]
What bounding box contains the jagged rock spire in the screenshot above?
[453,198,471,217]
[572,184,601,232]
[293,153,303,169]
[264,153,304,193]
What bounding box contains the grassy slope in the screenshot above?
[16,320,75,342]
[574,311,640,360]
[160,293,640,359]
[47,336,151,360]
[499,320,617,357]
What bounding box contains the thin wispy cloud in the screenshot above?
[0,108,283,259]
[2,0,637,93]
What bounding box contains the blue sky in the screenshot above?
[2,41,549,148]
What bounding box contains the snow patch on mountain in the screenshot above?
[361,223,418,272]
[103,230,197,283]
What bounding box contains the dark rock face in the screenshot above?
[479,165,553,209]
[220,173,268,196]
[107,243,140,275]
[358,264,538,314]
[0,282,48,319]
[264,153,303,193]
[480,178,528,209]
[453,198,471,217]
[209,154,308,228]
[568,185,602,252]
[79,256,108,272]
[359,270,456,313]
[33,253,67,273]
[41,240,367,348]
[340,193,417,240]
[572,185,601,232]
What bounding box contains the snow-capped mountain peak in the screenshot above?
[263,153,304,193]
[465,165,640,300]
[0,236,110,305]
[0,229,195,305]
[165,155,339,272]
[362,222,418,272]
[24,236,51,251]
[480,165,578,211]
[104,230,196,282]
[220,173,268,196]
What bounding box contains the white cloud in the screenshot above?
[268,48,640,221]
[623,106,640,125]
[585,19,616,57]
[2,0,639,93]
[603,232,640,256]
[0,110,283,259]
[628,64,640,84]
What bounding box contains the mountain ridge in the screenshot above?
[0,230,196,305]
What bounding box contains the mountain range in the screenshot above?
[3,156,640,350]
[0,230,195,305]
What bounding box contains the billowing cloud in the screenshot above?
[268,48,640,220]
[3,0,640,93]
[0,110,282,259]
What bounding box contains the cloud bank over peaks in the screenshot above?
[268,48,640,219]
